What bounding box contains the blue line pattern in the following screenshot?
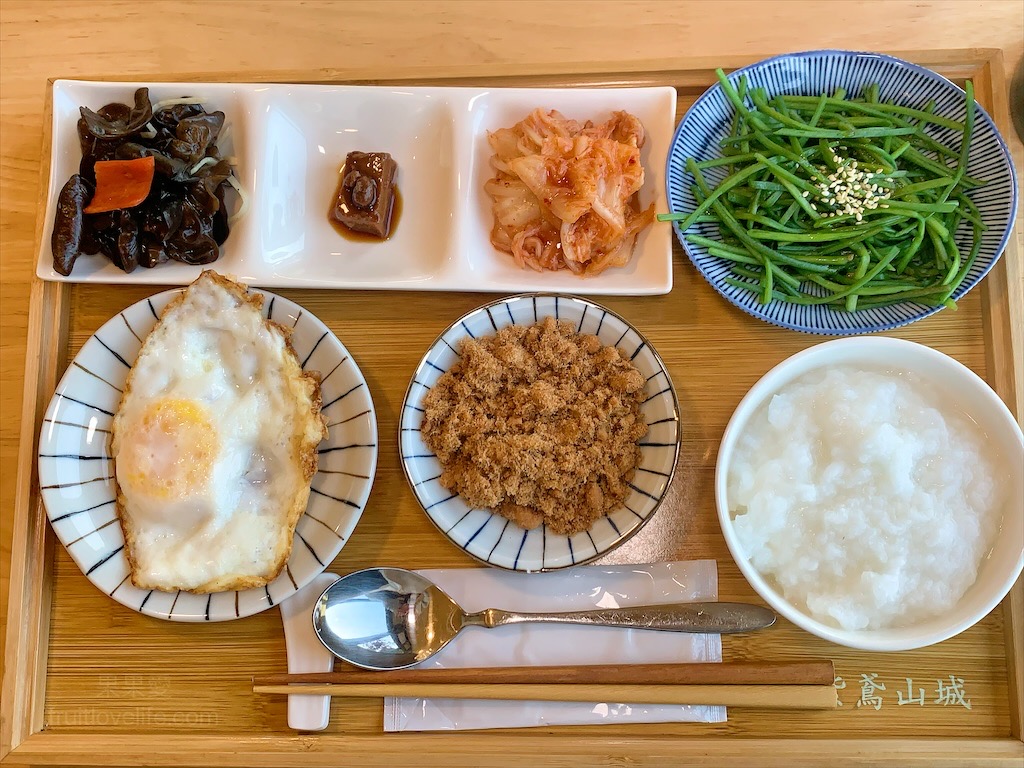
[665,50,1018,334]
[38,287,377,622]
[399,294,681,572]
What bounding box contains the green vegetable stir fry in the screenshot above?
[660,69,985,311]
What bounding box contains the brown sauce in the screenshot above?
[328,184,402,243]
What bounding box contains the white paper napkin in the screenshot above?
[383,560,725,731]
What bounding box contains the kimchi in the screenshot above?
[484,109,655,276]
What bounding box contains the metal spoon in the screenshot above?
[312,567,776,670]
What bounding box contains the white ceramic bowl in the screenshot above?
[716,337,1023,651]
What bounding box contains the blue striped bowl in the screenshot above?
[666,50,1018,334]
[400,294,681,572]
[37,287,378,621]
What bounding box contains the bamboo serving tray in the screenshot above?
[3,49,1022,767]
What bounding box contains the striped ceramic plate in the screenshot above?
[666,49,1018,334]
[400,294,680,572]
[37,288,377,621]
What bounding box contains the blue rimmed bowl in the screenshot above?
[37,288,378,621]
[399,294,681,572]
[665,50,1018,335]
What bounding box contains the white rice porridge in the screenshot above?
[728,366,1008,631]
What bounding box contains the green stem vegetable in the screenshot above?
[657,68,986,311]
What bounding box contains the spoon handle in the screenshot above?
[463,602,776,634]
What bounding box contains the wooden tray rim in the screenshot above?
[3,48,1021,767]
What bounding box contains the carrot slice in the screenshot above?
[83,156,155,213]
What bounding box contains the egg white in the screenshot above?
[111,272,325,593]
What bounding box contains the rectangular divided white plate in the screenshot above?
[38,81,677,294]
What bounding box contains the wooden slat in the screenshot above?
[0,76,64,760]
[6,734,1024,768]
[0,279,66,759]
[963,49,1024,746]
[979,50,1024,743]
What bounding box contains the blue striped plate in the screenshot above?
[400,295,680,572]
[666,50,1018,334]
[37,288,377,621]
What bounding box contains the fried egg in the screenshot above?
[111,271,327,593]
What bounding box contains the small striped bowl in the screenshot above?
[37,288,377,621]
[666,50,1018,334]
[400,294,681,572]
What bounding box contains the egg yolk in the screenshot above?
[118,398,218,499]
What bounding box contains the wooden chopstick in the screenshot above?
[253,660,835,688]
[252,682,838,710]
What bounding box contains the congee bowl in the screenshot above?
[665,50,1019,335]
[716,337,1023,651]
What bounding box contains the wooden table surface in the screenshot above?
[2,0,1023,743]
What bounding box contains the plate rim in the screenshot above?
[664,48,1020,335]
[398,292,682,572]
[36,284,378,621]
